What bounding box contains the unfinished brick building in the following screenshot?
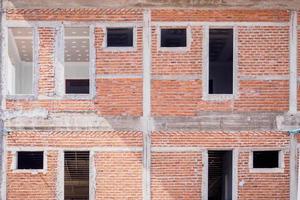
[1,0,300,199]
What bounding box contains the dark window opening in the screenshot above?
[209,29,233,94]
[65,79,89,94]
[161,29,186,47]
[17,151,43,170]
[107,28,133,47]
[208,151,232,200]
[64,151,89,200]
[253,151,279,168]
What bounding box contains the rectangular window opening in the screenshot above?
[107,28,133,47]
[253,151,279,168]
[161,28,187,47]
[208,151,232,200]
[8,27,34,95]
[17,151,43,170]
[64,151,89,200]
[64,27,90,94]
[209,29,233,94]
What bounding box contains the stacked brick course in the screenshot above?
[2,7,298,200]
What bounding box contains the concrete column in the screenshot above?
[142,9,152,200]
[289,10,298,113]
[54,24,65,97]
[291,133,298,200]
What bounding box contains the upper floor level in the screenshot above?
[1,8,300,119]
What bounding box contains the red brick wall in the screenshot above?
[152,152,202,200]
[7,131,143,147]
[238,26,289,76]
[6,8,144,21]
[38,27,56,96]
[237,151,289,200]
[152,131,290,200]
[152,131,289,148]
[6,9,291,116]
[151,26,202,75]
[95,152,142,199]
[7,151,58,200]
[151,9,290,22]
[95,27,143,75]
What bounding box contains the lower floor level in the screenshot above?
[2,131,296,200]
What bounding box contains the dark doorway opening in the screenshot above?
[208,151,233,200]
[64,151,89,200]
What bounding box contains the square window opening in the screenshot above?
[253,151,279,168]
[17,151,44,170]
[107,28,133,47]
[64,27,90,94]
[64,151,89,200]
[160,28,187,47]
[8,27,34,95]
[208,28,233,94]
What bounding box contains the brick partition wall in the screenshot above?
[2,7,297,200]
[152,131,290,200]
[6,151,58,200]
[38,27,56,96]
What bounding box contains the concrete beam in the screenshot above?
[4,111,296,131]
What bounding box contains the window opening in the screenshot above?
[107,28,133,47]
[209,29,233,94]
[253,151,279,168]
[17,151,43,170]
[160,28,187,47]
[64,27,90,94]
[8,27,34,95]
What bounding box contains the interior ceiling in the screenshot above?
[65,27,89,62]
[4,0,300,9]
[10,27,33,62]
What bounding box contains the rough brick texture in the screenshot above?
[152,152,202,200]
[151,9,290,22]
[3,8,296,200]
[7,151,58,200]
[95,152,143,199]
[7,131,143,147]
[6,8,144,21]
[38,27,56,96]
[237,151,290,200]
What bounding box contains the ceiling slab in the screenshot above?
[4,0,300,9]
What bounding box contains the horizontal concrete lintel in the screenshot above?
[276,113,300,131]
[96,74,143,79]
[152,74,200,81]
[239,75,289,81]
[4,112,144,131]
[152,21,290,27]
[3,111,291,132]
[154,112,283,131]
[152,147,289,152]
[152,147,204,152]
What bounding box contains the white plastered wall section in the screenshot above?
[7,28,33,95]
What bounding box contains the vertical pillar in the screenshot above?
[56,150,64,200]
[142,9,152,200]
[202,150,208,200]
[289,10,298,113]
[54,24,65,97]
